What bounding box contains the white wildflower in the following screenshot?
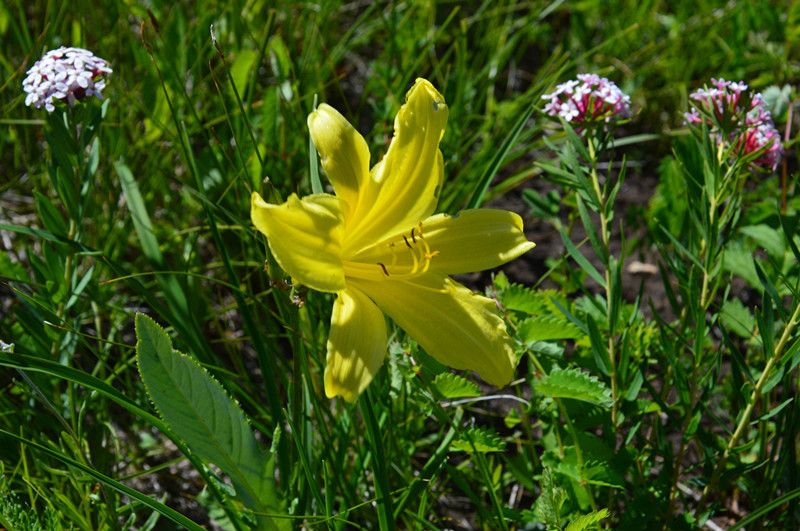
[22,47,112,112]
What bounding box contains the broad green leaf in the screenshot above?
[229,49,258,98]
[565,508,610,531]
[720,298,755,338]
[536,367,613,408]
[740,224,785,260]
[135,314,286,529]
[518,315,582,342]
[451,427,506,453]
[432,373,480,398]
[723,241,760,289]
[761,85,792,121]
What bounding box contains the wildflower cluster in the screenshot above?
[23,47,112,112]
[686,78,782,170]
[542,73,631,125]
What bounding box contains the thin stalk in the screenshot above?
[665,189,718,522]
[587,139,618,428]
[360,391,395,531]
[699,302,800,509]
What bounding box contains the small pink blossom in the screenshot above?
[542,74,631,125]
[736,121,782,170]
[686,78,782,171]
[23,47,112,113]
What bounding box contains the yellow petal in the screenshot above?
[352,274,516,387]
[344,79,448,254]
[307,104,371,223]
[324,287,388,402]
[349,209,535,278]
[251,192,346,293]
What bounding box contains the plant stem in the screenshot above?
[699,301,800,509]
[360,391,395,531]
[588,139,619,428]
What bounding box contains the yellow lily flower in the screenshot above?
[251,78,535,402]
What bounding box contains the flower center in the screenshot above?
[343,222,439,281]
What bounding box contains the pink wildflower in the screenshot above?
[542,74,631,125]
[686,78,782,171]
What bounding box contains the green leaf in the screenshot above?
[740,224,785,260]
[433,373,481,398]
[559,228,606,288]
[532,467,566,528]
[752,398,793,424]
[0,253,28,283]
[451,427,506,453]
[518,315,583,342]
[535,367,613,408]
[723,241,760,289]
[34,191,67,236]
[720,298,755,338]
[115,162,163,266]
[135,314,286,529]
[522,188,561,219]
[500,285,569,316]
[467,98,536,208]
[565,508,611,531]
[229,49,258,98]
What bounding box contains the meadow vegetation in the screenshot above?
[2,1,800,529]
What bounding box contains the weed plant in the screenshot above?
[2,1,800,529]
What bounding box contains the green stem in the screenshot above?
[360,391,395,531]
[665,186,721,522]
[587,139,619,428]
[699,302,800,509]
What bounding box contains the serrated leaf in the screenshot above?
[720,298,755,338]
[565,508,610,531]
[529,341,565,358]
[518,315,583,342]
[135,314,286,529]
[451,427,506,453]
[535,367,613,408]
[500,285,569,316]
[433,373,480,398]
[532,467,565,527]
